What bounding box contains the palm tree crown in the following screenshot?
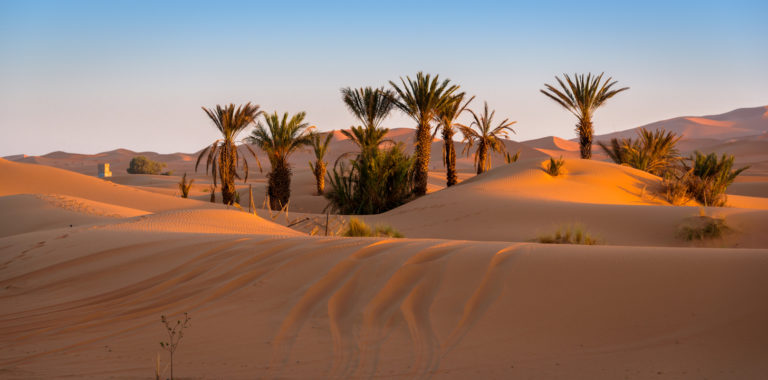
[540,72,628,159]
[196,102,263,205]
[389,71,460,195]
[341,87,396,130]
[248,111,314,167]
[458,102,516,174]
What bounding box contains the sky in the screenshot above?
[1,0,766,156]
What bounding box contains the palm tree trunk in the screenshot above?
[219,142,237,204]
[414,122,432,196]
[268,160,291,210]
[578,119,593,159]
[443,127,457,187]
[477,143,488,174]
[314,160,326,195]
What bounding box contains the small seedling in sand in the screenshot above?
[678,209,730,241]
[538,224,598,245]
[159,312,191,380]
[504,151,520,164]
[178,173,193,198]
[545,156,565,176]
[343,217,403,238]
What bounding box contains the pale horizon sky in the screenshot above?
[1,0,767,156]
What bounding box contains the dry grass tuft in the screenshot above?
[342,217,403,238]
[537,224,598,245]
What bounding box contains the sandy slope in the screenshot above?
[1,227,767,379]
[357,158,768,248]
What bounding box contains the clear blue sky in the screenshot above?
[1,0,766,155]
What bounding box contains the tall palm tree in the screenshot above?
[196,103,262,205]
[435,92,473,187]
[540,72,629,159]
[458,102,516,174]
[308,131,333,195]
[389,72,459,196]
[247,111,314,210]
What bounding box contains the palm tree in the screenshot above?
[308,131,333,195]
[340,87,395,157]
[196,103,262,205]
[435,92,473,187]
[540,73,629,159]
[247,111,314,210]
[458,102,516,174]
[389,72,459,196]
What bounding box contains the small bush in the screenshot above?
[178,173,193,198]
[538,224,598,245]
[342,217,403,238]
[504,151,520,164]
[678,210,730,241]
[127,156,166,175]
[661,170,693,206]
[545,156,565,176]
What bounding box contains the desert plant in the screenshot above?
[342,217,403,238]
[545,156,565,176]
[661,170,694,205]
[436,92,474,186]
[159,312,191,380]
[678,209,730,240]
[458,101,516,174]
[504,151,520,164]
[127,156,166,175]
[389,72,460,196]
[247,111,314,210]
[541,73,629,159]
[684,151,749,207]
[326,143,415,214]
[196,103,263,205]
[538,224,598,245]
[309,132,333,195]
[598,128,681,175]
[178,173,193,198]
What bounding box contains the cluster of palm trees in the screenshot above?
[196,71,629,210]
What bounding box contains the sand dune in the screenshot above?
[2,107,768,379]
[595,105,768,141]
[0,158,220,213]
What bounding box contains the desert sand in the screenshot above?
[2,106,768,379]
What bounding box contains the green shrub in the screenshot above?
[538,224,598,245]
[127,155,166,175]
[685,151,749,207]
[342,217,403,238]
[326,143,415,214]
[599,128,681,176]
[545,156,565,176]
